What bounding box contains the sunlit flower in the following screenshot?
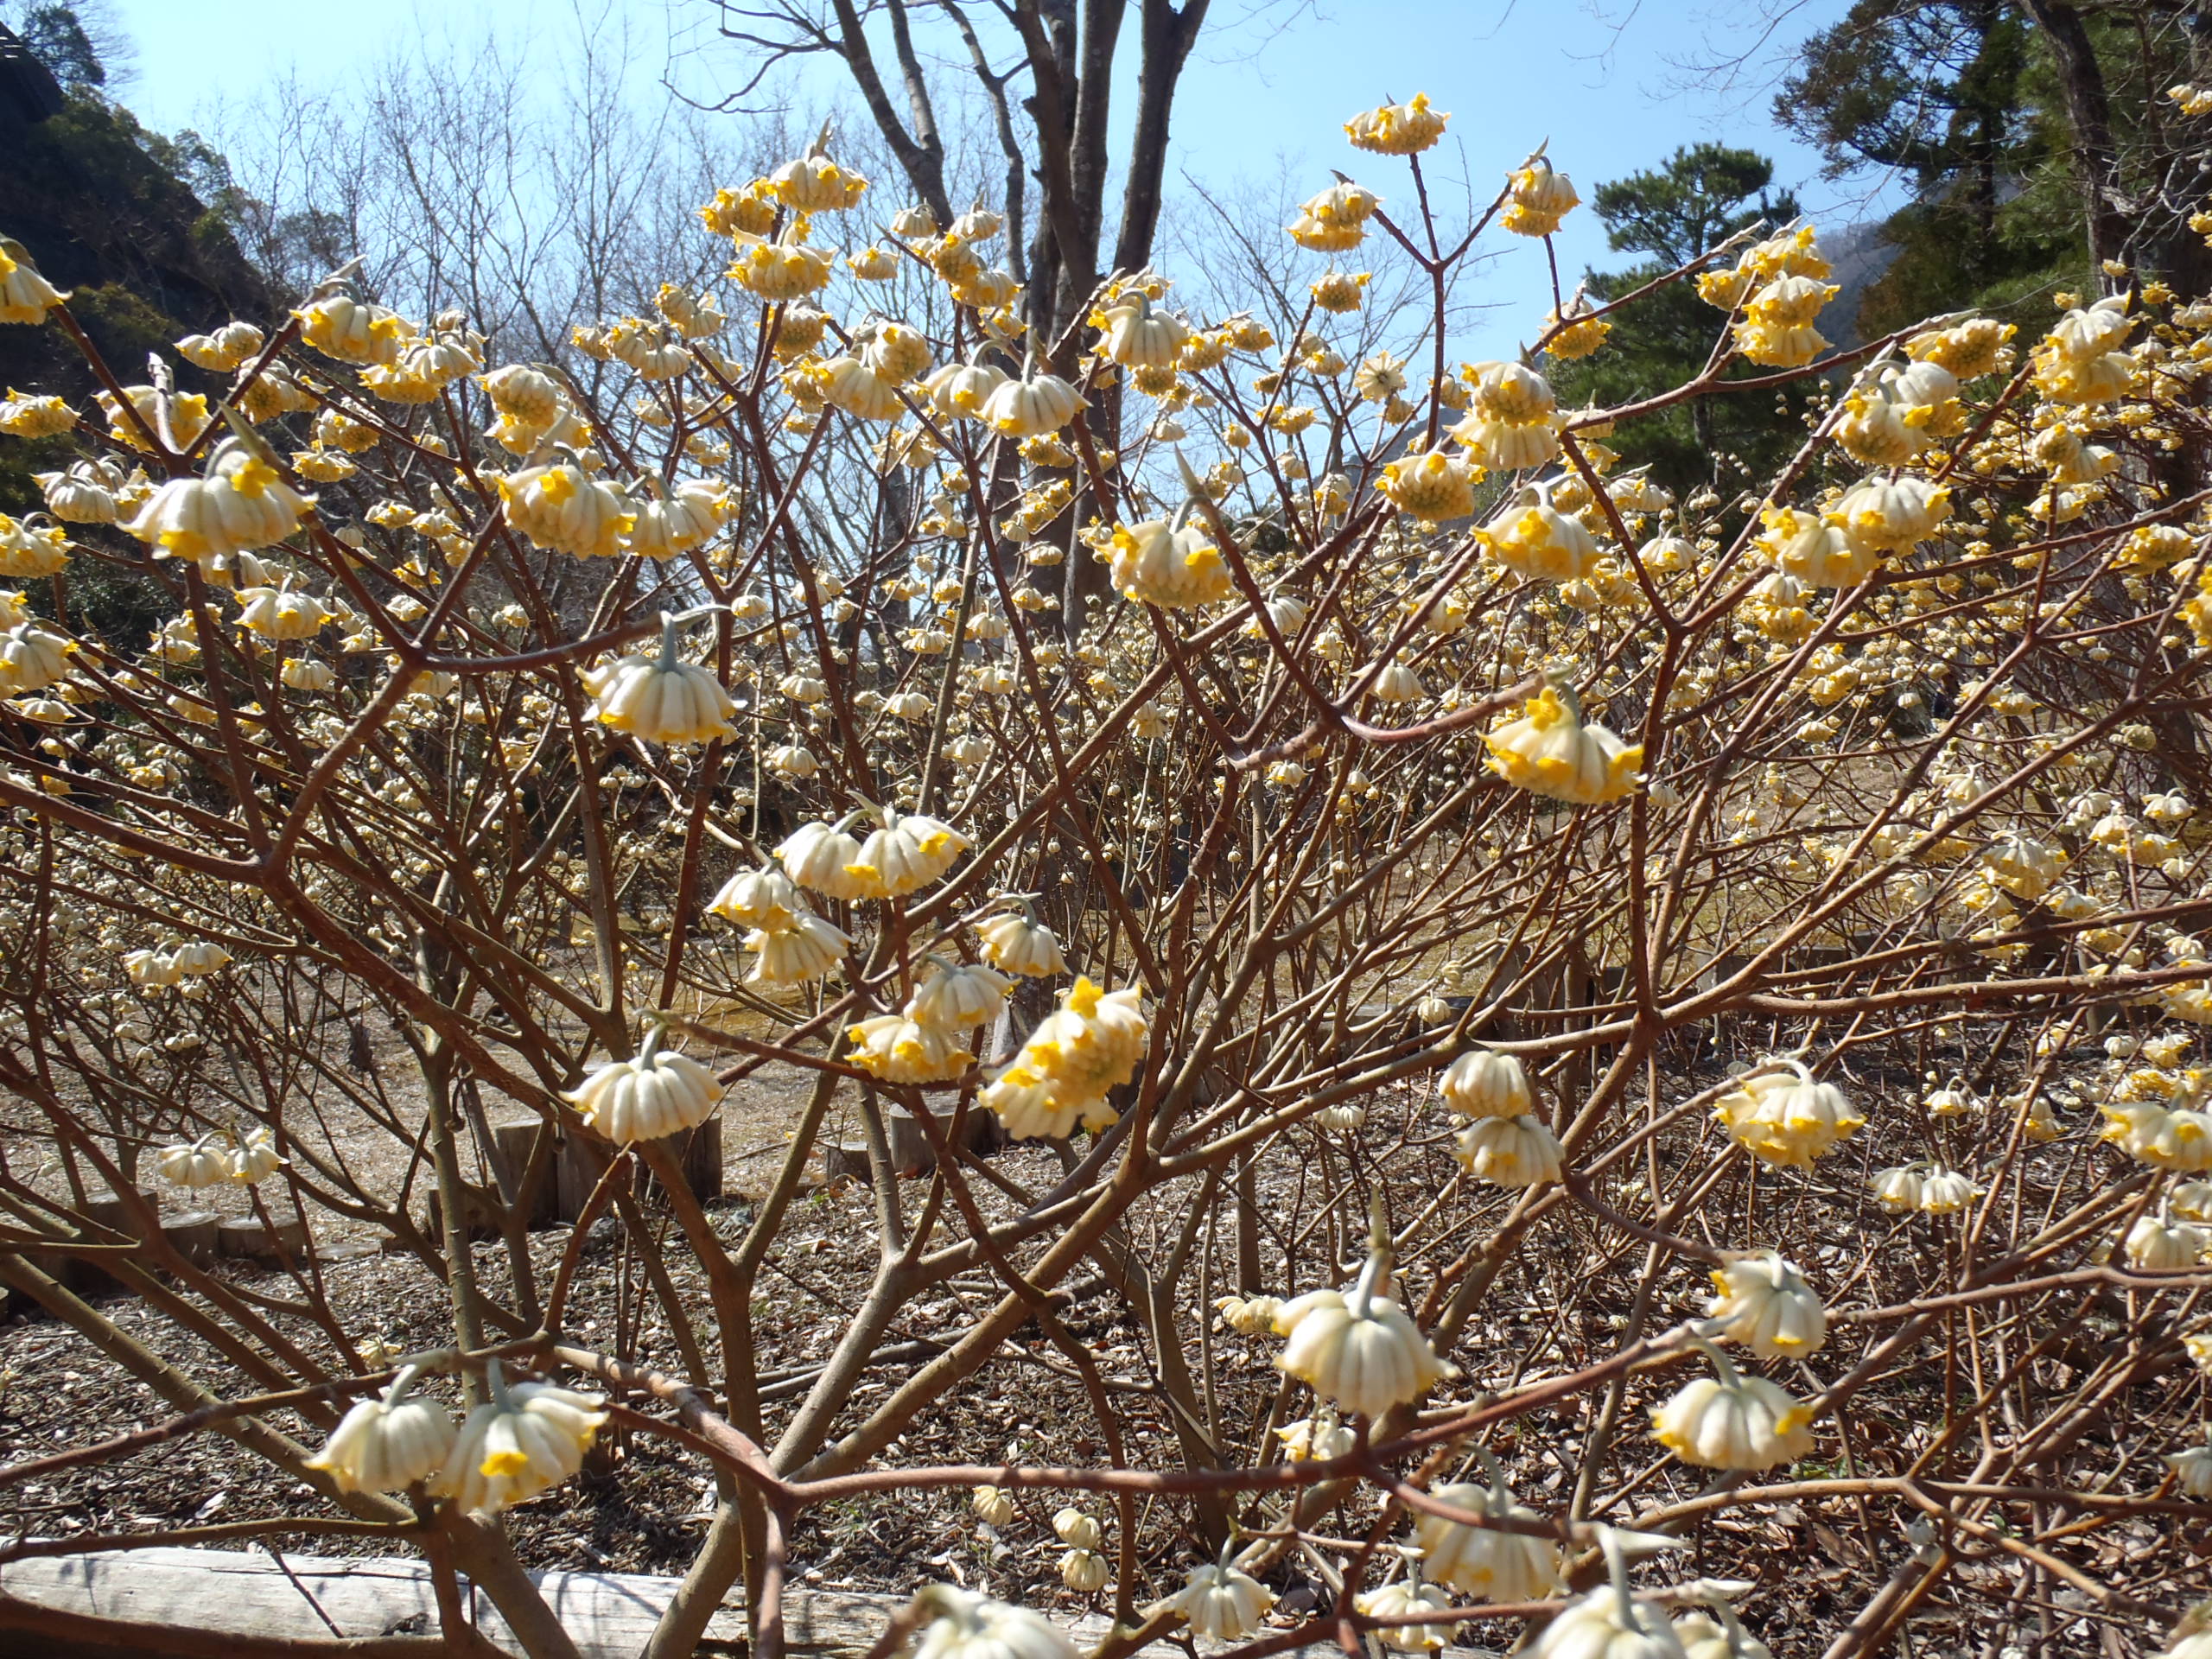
[230,1125,286,1184]
[1501,156,1579,238]
[307,1367,457,1493]
[1650,1342,1815,1471]
[1097,295,1187,368]
[1830,474,1950,556]
[2125,1211,2210,1268]
[125,437,315,568]
[1714,1062,1863,1169]
[1906,316,2015,378]
[728,229,834,302]
[1354,1569,1459,1651]
[156,1134,230,1188]
[745,914,853,984]
[0,239,69,323]
[848,809,972,899]
[1414,1462,1562,1603]
[771,149,868,213]
[565,1027,721,1144]
[0,620,71,696]
[980,978,1147,1138]
[846,1014,976,1084]
[1733,274,1835,367]
[1275,1409,1355,1462]
[981,369,1085,437]
[0,388,77,436]
[235,583,332,641]
[1478,484,1601,582]
[1108,512,1234,607]
[1703,1250,1826,1358]
[296,289,409,365]
[1756,505,1872,589]
[708,866,804,931]
[582,616,737,746]
[1484,682,1643,805]
[1454,1113,1564,1187]
[909,1585,1073,1659]
[1274,1221,1452,1416]
[907,960,1013,1030]
[1378,450,1476,520]
[976,907,1069,977]
[1161,1557,1274,1641]
[433,1364,607,1515]
[499,460,634,559]
[1344,92,1448,155]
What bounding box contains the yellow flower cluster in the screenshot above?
[1501,157,1578,238]
[1696,224,1831,310]
[1452,359,1560,471]
[1732,273,1836,368]
[2031,294,2137,404]
[977,977,1147,1140]
[1482,683,1642,804]
[1344,92,1448,156]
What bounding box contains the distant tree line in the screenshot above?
[1559,1,2212,486]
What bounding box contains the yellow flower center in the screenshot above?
[1525,688,1570,729]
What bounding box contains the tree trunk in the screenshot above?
[2019,0,2127,276]
[1015,0,1084,346]
[1113,0,1209,276]
[829,0,953,226]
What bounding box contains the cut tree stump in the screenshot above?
[215,1215,308,1262]
[641,1118,723,1206]
[555,1116,723,1223]
[823,1107,973,1181]
[0,1545,746,1658]
[161,1210,219,1267]
[493,1118,557,1226]
[556,1134,616,1223]
[59,1188,163,1295]
[884,1109,931,1173]
[0,1545,1509,1659]
[81,1188,159,1240]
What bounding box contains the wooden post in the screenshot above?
[1235,1154,1262,1294]
[1697,953,1757,995]
[1554,953,1597,1109]
[83,1187,160,1238]
[54,1188,162,1296]
[957,1101,1005,1154]
[426,1179,503,1243]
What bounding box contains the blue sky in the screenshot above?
[102,0,1905,357]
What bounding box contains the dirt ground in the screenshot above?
[0,1034,2176,1651]
[0,1037,1249,1616]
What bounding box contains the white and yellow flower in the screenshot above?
[433,1364,607,1515]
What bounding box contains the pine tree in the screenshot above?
[1773,1,2076,333]
[1550,145,1808,490]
